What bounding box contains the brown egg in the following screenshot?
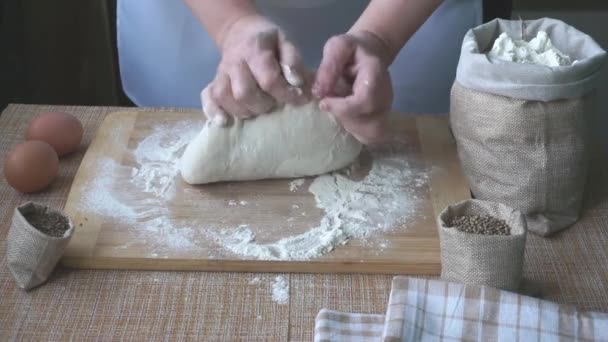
[4,141,59,193]
[26,111,84,156]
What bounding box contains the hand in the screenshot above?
[202,15,308,126]
[313,31,393,145]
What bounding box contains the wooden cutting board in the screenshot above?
[60,110,469,274]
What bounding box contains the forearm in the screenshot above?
[350,0,442,65]
[183,0,260,48]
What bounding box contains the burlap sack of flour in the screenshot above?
[438,199,527,291]
[451,18,607,236]
[7,202,74,290]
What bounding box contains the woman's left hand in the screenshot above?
[313,31,393,145]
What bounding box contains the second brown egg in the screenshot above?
[26,111,84,157]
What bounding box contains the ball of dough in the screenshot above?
[180,102,362,184]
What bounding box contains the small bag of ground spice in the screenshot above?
[438,199,527,291]
[7,202,74,290]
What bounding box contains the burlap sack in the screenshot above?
[451,18,607,236]
[7,202,74,290]
[438,199,527,291]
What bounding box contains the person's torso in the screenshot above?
[117,0,482,113]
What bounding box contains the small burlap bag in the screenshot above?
[7,202,74,290]
[438,199,527,291]
[451,18,606,236]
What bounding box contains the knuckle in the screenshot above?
[254,51,276,65]
[326,35,350,52]
[210,84,230,101]
[218,61,231,72]
[366,58,384,72]
[209,86,221,102]
[257,71,281,92]
[259,101,276,113]
[232,85,254,102]
[359,93,375,113]
[255,29,277,43]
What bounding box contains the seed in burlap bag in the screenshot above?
[7,202,74,290]
[438,199,527,291]
[450,18,607,236]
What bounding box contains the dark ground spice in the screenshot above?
[449,215,511,235]
[24,208,70,237]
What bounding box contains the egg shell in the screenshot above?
[26,111,84,156]
[4,141,59,193]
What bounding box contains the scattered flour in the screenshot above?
[249,277,261,285]
[289,179,305,192]
[488,31,574,67]
[131,122,196,199]
[271,276,289,305]
[78,159,137,223]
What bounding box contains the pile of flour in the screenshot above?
[78,122,428,260]
[488,31,574,67]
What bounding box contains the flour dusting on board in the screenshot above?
[211,154,425,260]
[78,123,201,253]
[131,122,195,199]
[289,179,305,192]
[77,122,429,260]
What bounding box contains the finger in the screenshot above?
[319,61,388,116]
[280,64,304,88]
[277,33,305,87]
[249,51,300,104]
[313,35,356,98]
[322,94,388,145]
[209,74,252,119]
[231,61,276,114]
[320,81,376,117]
[333,76,352,97]
[201,86,228,126]
[337,113,389,145]
[255,28,280,50]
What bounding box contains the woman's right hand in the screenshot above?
[202,15,308,126]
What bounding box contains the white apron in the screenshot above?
[118,0,482,113]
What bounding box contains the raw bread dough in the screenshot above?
[179,101,362,184]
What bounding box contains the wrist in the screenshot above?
[217,14,276,51]
[347,29,395,67]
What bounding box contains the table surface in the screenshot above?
[1,104,607,341]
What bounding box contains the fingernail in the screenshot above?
[212,114,228,127]
[289,86,303,97]
[319,101,329,112]
[281,64,304,87]
[312,85,322,98]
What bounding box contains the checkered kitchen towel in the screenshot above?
[314,310,385,342]
[315,277,608,342]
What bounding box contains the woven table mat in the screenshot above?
[1,104,606,341]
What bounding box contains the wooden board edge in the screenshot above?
[416,117,471,219]
[60,256,441,275]
[62,111,139,258]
